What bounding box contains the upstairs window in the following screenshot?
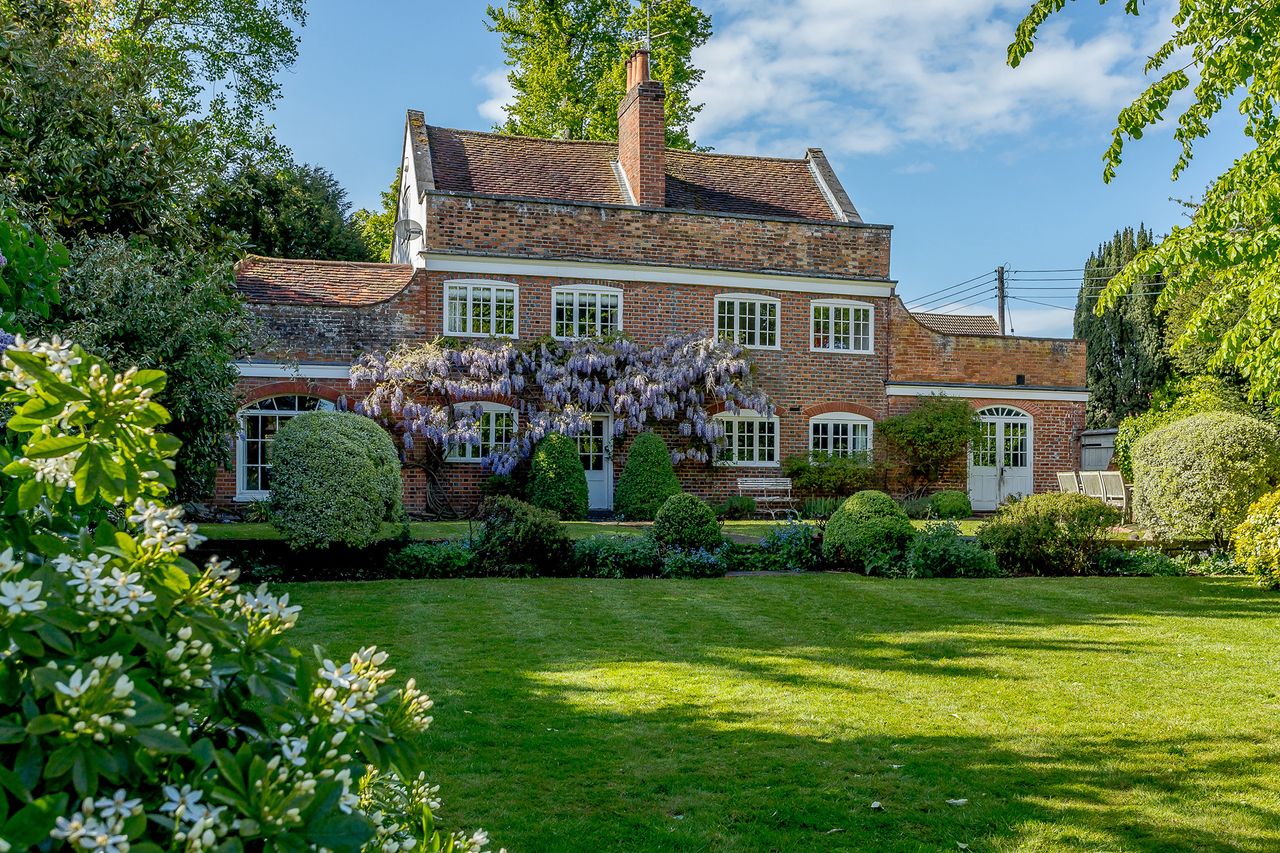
[553,286,622,339]
[809,412,872,459]
[445,280,518,337]
[715,411,780,467]
[449,403,518,462]
[237,395,335,497]
[811,300,873,353]
[715,295,780,349]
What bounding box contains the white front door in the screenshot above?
[968,407,1033,511]
[578,416,613,511]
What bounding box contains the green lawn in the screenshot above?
[284,575,1280,852]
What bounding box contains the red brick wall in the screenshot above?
[424,194,892,280]
[617,78,666,206]
[887,298,1085,388]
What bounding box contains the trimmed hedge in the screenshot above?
[528,433,589,520]
[822,490,916,574]
[904,522,999,578]
[1132,411,1280,544]
[977,492,1119,576]
[573,534,662,578]
[270,410,403,550]
[614,432,680,520]
[652,493,723,552]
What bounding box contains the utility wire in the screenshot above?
[1008,295,1076,311]
[906,270,997,304]
[908,282,997,312]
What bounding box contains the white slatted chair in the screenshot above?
[1100,470,1131,519]
[1079,471,1105,501]
[1057,472,1081,493]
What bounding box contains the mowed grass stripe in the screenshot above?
[283,575,1280,852]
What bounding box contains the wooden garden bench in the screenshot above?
[737,477,799,520]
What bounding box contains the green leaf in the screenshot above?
[25,714,67,736]
[133,727,189,754]
[0,793,68,849]
[23,434,87,459]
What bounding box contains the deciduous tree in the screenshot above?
[486,0,712,149]
[1009,1,1280,404]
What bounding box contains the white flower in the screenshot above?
[93,790,142,820]
[161,784,208,822]
[0,547,21,575]
[0,578,45,615]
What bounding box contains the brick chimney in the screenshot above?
[617,49,666,207]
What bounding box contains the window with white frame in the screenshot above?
[444,280,518,337]
[448,403,517,462]
[237,395,335,497]
[809,411,873,459]
[553,286,622,339]
[811,300,873,352]
[715,411,780,466]
[715,295,780,348]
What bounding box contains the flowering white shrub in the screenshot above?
[353,333,771,474]
[0,338,497,852]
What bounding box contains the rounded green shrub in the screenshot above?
[652,492,723,551]
[930,490,972,519]
[473,495,573,576]
[270,410,403,549]
[1132,411,1280,543]
[528,432,589,519]
[976,492,1120,576]
[615,431,681,520]
[821,489,916,574]
[573,534,662,578]
[716,494,757,519]
[1234,489,1280,588]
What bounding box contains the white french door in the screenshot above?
[577,415,614,511]
[968,406,1033,511]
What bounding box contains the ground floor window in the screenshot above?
[237,395,335,498]
[449,403,518,462]
[809,412,872,458]
[715,412,779,466]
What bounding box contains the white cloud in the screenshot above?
[477,68,514,124]
[691,0,1168,156]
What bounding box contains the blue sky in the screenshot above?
[269,0,1243,338]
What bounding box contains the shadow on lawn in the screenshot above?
[287,576,1280,852]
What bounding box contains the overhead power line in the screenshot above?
[908,281,997,312]
[906,270,998,305]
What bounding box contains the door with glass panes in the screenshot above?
[577,415,613,511]
[967,406,1033,511]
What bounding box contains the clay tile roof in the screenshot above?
[912,311,1002,336]
[234,256,415,307]
[427,126,625,206]
[421,123,844,222]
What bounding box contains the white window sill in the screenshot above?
[714,460,783,468]
[810,346,875,355]
[445,331,519,340]
[234,492,269,502]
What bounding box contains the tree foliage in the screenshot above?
[1010,1,1280,404]
[0,209,65,331]
[352,170,400,264]
[527,433,589,520]
[614,431,680,520]
[29,235,257,498]
[1074,225,1170,428]
[486,0,712,149]
[209,160,375,261]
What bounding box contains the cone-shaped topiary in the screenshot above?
[528,432,589,520]
[270,410,403,549]
[652,492,724,552]
[615,431,681,520]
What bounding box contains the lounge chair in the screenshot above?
[1100,470,1130,519]
[1079,471,1105,501]
[1057,472,1081,493]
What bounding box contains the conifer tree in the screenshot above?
[1074,226,1170,428]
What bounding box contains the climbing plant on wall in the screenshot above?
[354,333,770,515]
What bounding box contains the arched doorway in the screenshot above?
[968,406,1033,511]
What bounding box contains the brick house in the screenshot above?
[222,50,1087,515]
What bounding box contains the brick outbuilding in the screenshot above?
[222,50,1086,516]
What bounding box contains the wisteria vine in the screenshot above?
[352,333,772,475]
